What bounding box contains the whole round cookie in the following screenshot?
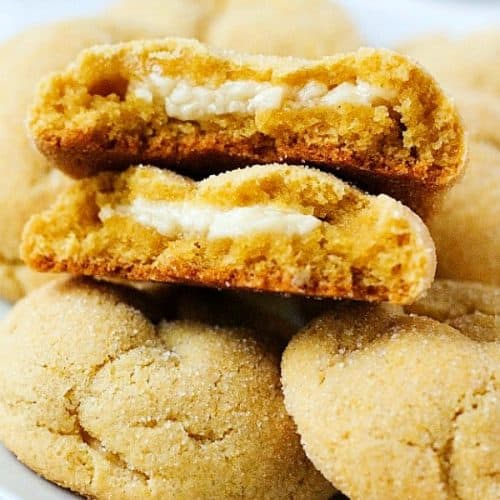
[0,278,333,499]
[0,18,161,302]
[399,30,500,95]
[282,284,499,499]
[205,0,361,57]
[428,141,500,285]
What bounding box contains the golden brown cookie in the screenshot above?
[282,282,500,499]
[428,141,500,285]
[0,18,163,301]
[28,38,466,215]
[0,277,333,499]
[205,0,361,58]
[21,164,436,304]
[399,30,500,96]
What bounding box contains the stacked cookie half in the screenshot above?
[0,11,499,500]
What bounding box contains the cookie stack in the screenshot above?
[0,0,362,302]
[0,3,499,500]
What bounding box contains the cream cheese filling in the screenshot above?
[99,198,322,239]
[131,69,396,121]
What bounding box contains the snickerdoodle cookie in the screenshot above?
[0,277,333,499]
[282,280,499,499]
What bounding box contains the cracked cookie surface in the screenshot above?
[282,281,500,499]
[0,277,333,499]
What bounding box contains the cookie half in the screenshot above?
[28,38,466,214]
[21,164,436,304]
[0,277,333,499]
[282,280,500,499]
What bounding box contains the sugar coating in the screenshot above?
[0,278,333,499]
[282,280,500,500]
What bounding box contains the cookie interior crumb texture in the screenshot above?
[21,164,436,304]
[28,38,466,215]
[0,277,334,500]
[282,280,500,499]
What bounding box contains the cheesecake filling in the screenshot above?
[99,198,322,239]
[130,69,396,121]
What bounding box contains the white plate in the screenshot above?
[0,0,499,498]
[0,445,76,500]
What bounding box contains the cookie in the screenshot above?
[21,164,436,304]
[399,30,500,96]
[428,141,500,285]
[0,277,333,499]
[282,281,500,499]
[205,0,361,58]
[28,38,466,215]
[0,18,162,301]
[105,0,361,58]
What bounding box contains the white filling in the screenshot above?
[99,198,322,239]
[132,70,396,121]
